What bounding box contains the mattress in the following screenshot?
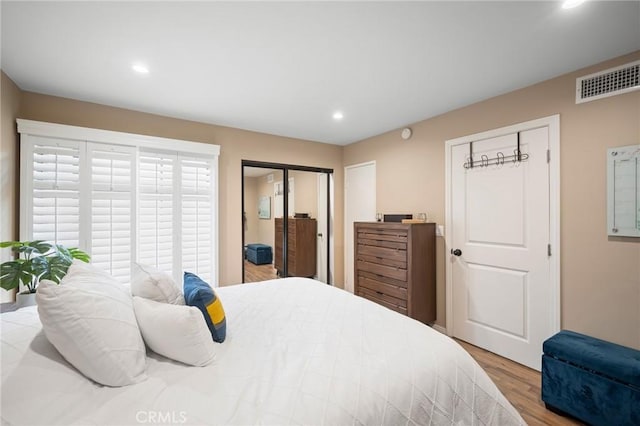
[1,277,525,425]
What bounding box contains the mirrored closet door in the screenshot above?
[241,161,333,285]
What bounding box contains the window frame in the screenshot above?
[18,119,220,287]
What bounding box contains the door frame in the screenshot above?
[241,160,334,284]
[316,173,333,283]
[344,160,376,292]
[444,115,561,337]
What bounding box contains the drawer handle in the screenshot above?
[376,291,383,295]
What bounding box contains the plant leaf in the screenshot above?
[41,255,72,284]
[0,241,23,249]
[68,247,91,263]
[0,260,30,291]
[15,241,52,258]
[30,256,49,285]
[28,241,53,255]
[55,245,73,263]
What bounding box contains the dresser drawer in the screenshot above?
[357,233,407,251]
[356,225,408,240]
[356,259,407,282]
[358,289,408,315]
[356,244,406,262]
[358,274,407,301]
[357,226,407,242]
[356,252,406,270]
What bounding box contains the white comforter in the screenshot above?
[1,278,525,425]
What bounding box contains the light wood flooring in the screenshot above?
[456,339,583,426]
[243,259,278,283]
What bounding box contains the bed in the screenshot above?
[1,277,525,425]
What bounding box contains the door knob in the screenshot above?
[451,248,462,256]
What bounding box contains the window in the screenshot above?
[88,143,135,284]
[180,156,215,284]
[19,120,220,286]
[30,137,82,248]
[138,151,175,278]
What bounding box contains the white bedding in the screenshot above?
[1,278,525,425]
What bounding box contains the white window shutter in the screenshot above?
[88,143,136,283]
[138,152,175,278]
[181,156,214,283]
[19,120,220,288]
[30,137,82,248]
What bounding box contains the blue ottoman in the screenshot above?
[245,244,272,265]
[542,330,640,426]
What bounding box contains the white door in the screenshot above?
[449,122,559,371]
[344,162,376,293]
[316,173,328,283]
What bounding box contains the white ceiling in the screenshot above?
[2,1,639,146]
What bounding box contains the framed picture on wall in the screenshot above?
[258,196,271,219]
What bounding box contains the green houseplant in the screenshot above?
[0,241,90,303]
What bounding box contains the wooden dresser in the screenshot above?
[354,222,436,323]
[275,217,317,278]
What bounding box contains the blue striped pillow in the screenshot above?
[183,272,226,343]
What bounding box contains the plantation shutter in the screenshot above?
[88,143,136,283]
[19,120,220,287]
[30,137,82,248]
[181,155,214,283]
[138,151,175,278]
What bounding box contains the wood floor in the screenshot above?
[243,259,278,283]
[456,339,583,426]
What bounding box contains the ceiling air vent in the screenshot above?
[576,60,640,104]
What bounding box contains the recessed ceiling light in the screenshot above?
[562,0,585,9]
[332,111,344,121]
[132,63,149,74]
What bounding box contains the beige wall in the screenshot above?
[0,72,21,303]
[344,51,640,349]
[16,91,345,288]
[290,170,318,219]
[243,176,259,244]
[257,172,279,249]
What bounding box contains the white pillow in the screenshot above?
[131,263,185,305]
[36,260,147,387]
[132,297,216,366]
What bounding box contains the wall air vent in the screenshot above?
[576,60,640,104]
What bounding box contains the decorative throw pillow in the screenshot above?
[183,272,226,343]
[36,260,147,387]
[131,263,185,305]
[132,297,216,366]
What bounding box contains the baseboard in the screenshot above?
[431,324,448,335]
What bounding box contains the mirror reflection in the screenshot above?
[243,167,281,282]
[242,164,331,284]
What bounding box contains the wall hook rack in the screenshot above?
[463,132,529,169]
